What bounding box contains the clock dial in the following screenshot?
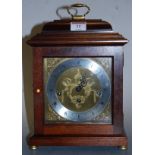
[56,67,101,112]
[46,58,111,121]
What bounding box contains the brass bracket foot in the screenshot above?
[120,146,127,150]
[31,146,37,150]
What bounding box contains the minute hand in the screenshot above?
[76,79,87,92]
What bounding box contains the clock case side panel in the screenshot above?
[32,48,44,135]
[31,46,125,136]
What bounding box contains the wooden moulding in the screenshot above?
[28,135,128,147]
[27,19,128,47]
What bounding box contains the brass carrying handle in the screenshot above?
[67,3,90,20]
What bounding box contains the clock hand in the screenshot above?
[76,75,87,92]
[76,81,87,92]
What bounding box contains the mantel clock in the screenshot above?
[27,3,128,150]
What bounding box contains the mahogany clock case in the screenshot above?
[26,19,128,148]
